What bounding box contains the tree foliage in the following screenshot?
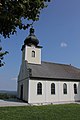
[0,0,51,38]
[0,0,51,67]
[0,44,8,67]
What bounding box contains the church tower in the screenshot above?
[21,28,42,64]
[17,28,42,100]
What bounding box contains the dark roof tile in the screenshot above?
[27,61,80,80]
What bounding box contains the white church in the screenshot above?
[17,28,80,104]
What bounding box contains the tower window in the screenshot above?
[32,51,35,57]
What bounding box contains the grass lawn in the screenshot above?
[0,104,80,120]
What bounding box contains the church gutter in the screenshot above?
[30,76,80,82]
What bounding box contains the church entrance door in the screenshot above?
[20,84,23,100]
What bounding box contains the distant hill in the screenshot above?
[0,90,17,96]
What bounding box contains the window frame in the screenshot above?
[63,83,67,94]
[74,84,77,94]
[32,50,35,57]
[37,82,42,95]
[51,83,55,95]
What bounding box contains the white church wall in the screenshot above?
[70,82,80,101]
[17,81,20,98]
[45,81,59,103]
[23,79,29,101]
[17,61,29,101]
[18,61,28,82]
[28,80,45,103]
[17,79,29,102]
[58,81,72,102]
[28,79,80,104]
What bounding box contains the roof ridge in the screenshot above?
[27,61,80,70]
[42,61,80,71]
[28,63,41,66]
[42,61,71,67]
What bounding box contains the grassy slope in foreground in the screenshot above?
[0,104,80,120]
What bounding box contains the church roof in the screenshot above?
[27,61,80,81]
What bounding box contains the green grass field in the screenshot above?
[0,104,80,120]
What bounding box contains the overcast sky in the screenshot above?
[0,0,80,91]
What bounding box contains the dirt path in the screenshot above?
[0,99,28,107]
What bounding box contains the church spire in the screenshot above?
[29,27,35,35]
[24,27,39,47]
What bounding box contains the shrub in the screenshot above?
[0,93,16,99]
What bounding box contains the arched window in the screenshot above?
[63,83,67,94]
[74,84,77,94]
[37,82,42,95]
[51,83,55,94]
[32,51,35,57]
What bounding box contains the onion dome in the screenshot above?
[24,28,39,46]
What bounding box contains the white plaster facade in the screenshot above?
[18,75,80,104]
[28,80,80,103]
